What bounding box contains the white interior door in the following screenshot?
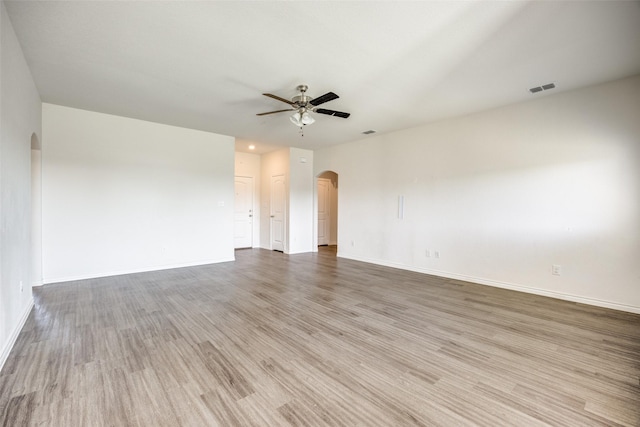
[270,175,286,252]
[317,178,330,246]
[234,176,253,248]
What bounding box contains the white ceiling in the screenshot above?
[5,1,640,153]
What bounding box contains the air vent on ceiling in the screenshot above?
[362,130,376,135]
[529,82,556,94]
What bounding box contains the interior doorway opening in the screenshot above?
[317,171,338,254]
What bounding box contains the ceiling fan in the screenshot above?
[257,84,350,127]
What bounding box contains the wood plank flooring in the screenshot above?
[1,247,639,426]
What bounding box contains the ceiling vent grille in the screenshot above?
[529,82,556,94]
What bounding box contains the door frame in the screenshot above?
[317,177,331,246]
[314,171,338,252]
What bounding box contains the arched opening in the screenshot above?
[316,170,338,256]
[31,133,43,286]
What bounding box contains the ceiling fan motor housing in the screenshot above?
[292,84,311,107]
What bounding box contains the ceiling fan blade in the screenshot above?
[263,93,295,106]
[309,92,339,106]
[256,109,294,116]
[315,108,350,118]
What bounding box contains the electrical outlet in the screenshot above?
[351,240,355,247]
[20,281,23,292]
[434,251,440,259]
[552,264,562,276]
[426,250,431,257]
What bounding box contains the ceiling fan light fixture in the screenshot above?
[301,111,315,125]
[290,110,315,127]
[289,112,302,126]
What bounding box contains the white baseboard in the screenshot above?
[338,253,640,314]
[0,296,34,373]
[43,257,236,284]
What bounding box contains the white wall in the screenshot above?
[30,145,42,286]
[0,2,42,370]
[235,151,261,247]
[260,148,289,250]
[314,75,640,313]
[289,148,314,254]
[42,104,235,282]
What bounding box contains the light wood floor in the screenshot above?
[1,248,639,426]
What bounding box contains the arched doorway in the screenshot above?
[317,171,338,254]
[31,133,43,286]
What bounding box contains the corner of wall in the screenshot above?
[0,295,33,373]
